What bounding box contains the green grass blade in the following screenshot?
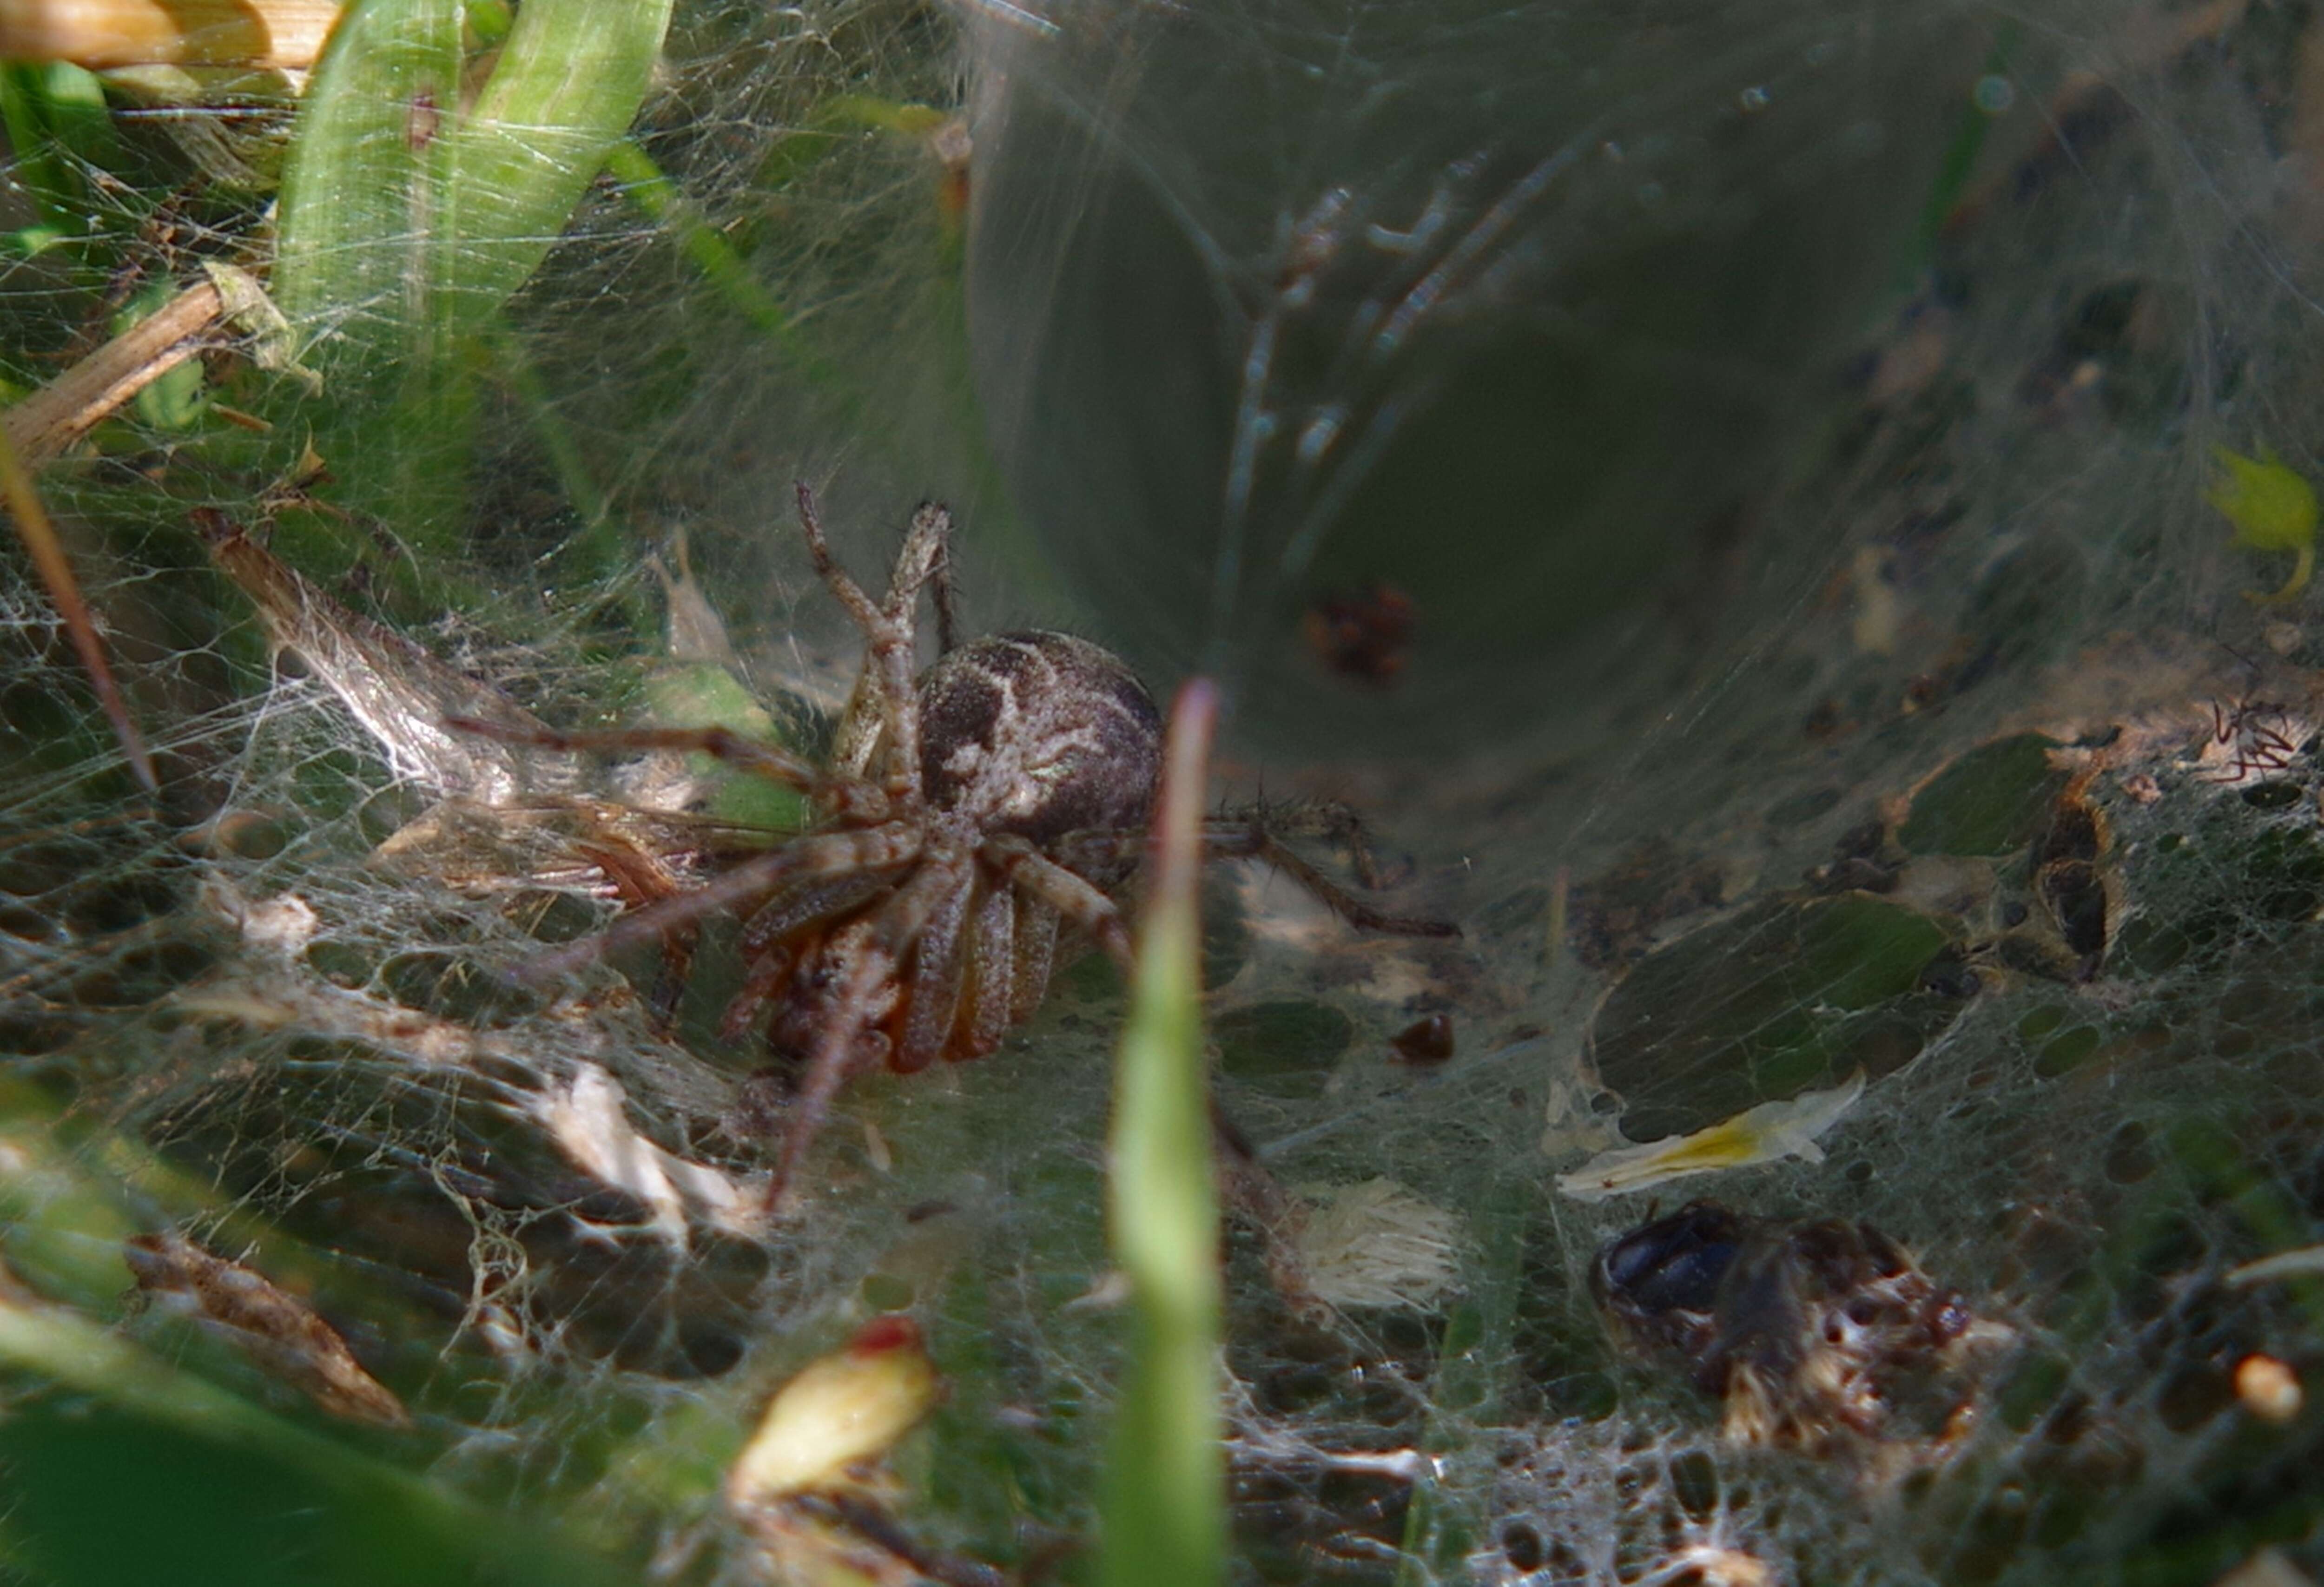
[277,0,673,359]
[0,1296,635,1587]
[444,0,672,323]
[270,0,672,576]
[1102,678,1225,1587]
[271,0,463,362]
[601,137,802,349]
[0,60,117,247]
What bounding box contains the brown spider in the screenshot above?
[2196,695,2309,786]
[456,485,1453,1207]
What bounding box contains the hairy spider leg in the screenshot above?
[1254,797,1389,889]
[1052,815,1459,938]
[980,833,1136,968]
[769,851,964,1207]
[1008,898,1059,1024]
[768,834,1137,1202]
[1203,817,1455,935]
[795,483,947,807]
[574,834,704,1032]
[892,850,978,1073]
[740,868,910,959]
[956,886,1016,1056]
[720,945,798,1044]
[786,1491,1007,1587]
[442,716,889,823]
[520,821,924,981]
[719,868,914,1042]
[921,502,962,658]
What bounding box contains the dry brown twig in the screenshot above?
[0,275,245,797]
[2,275,224,468]
[0,0,340,71]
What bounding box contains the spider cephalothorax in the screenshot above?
[463,485,1451,1206]
[746,623,1166,1089]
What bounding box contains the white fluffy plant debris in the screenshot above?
[536,1063,760,1242]
[1556,1070,1867,1203]
[197,514,582,805]
[1287,1177,1463,1311]
[2228,1244,2324,1287]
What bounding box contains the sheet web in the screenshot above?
[2,0,2323,1583]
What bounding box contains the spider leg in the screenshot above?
[795,484,942,809]
[982,834,1133,970]
[518,820,924,982]
[1201,816,1459,937]
[893,855,977,1073]
[768,853,959,1205]
[740,867,910,958]
[719,870,905,1041]
[1227,797,1386,888]
[956,885,1016,1058]
[768,942,893,1209]
[574,836,700,1034]
[785,1493,1008,1587]
[793,482,886,633]
[1050,815,1453,935]
[884,502,953,630]
[924,502,962,656]
[1211,1098,1329,1322]
[1010,897,1058,1024]
[444,717,887,818]
[718,943,794,1043]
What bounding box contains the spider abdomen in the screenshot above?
[918,631,1163,849]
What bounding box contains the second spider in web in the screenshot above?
[462,485,1454,1207]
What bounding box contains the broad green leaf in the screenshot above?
[1897,732,2063,856]
[271,0,463,363]
[277,0,673,361]
[442,0,671,327]
[271,0,673,575]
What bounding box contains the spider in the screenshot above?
[2189,694,2309,787]
[456,484,1454,1207]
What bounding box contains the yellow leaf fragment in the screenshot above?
[727,1317,940,1507]
[1555,1070,1867,1203]
[2209,445,2317,605]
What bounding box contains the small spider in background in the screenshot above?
[1302,580,1416,686]
[2193,695,2311,786]
[459,485,1455,1207]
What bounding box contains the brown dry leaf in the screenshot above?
[124,1230,410,1428]
[197,512,577,803]
[1,277,224,466]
